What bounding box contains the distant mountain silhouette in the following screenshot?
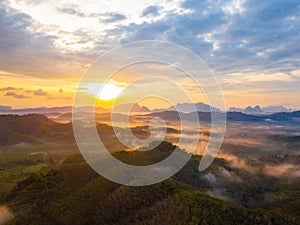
[229,105,291,114]
[0,106,73,114]
[0,106,111,115]
[263,105,290,113]
[244,105,263,114]
[1,102,295,117]
[228,107,244,112]
[0,105,12,111]
[148,110,300,123]
[153,102,220,113]
[113,103,150,113]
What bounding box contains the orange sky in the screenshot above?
[1,68,299,110]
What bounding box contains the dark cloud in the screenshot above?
[89,12,127,23]
[117,0,300,75]
[0,5,88,78]
[142,6,160,17]
[56,6,85,17]
[24,89,33,95]
[210,0,300,73]
[181,0,210,11]
[0,8,32,52]
[0,0,299,81]
[0,87,23,91]
[122,9,225,43]
[56,7,127,23]
[170,11,225,35]
[0,105,12,111]
[246,0,300,21]
[121,21,170,42]
[120,9,225,61]
[5,91,27,99]
[34,88,48,96]
[55,10,128,24]
[102,13,126,23]
[2,87,49,98]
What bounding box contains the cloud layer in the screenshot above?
[3,0,299,74]
[1,0,300,107]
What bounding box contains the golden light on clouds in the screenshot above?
[0,70,75,108]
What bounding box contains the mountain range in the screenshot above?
[229,105,291,114]
[0,102,295,116]
[152,102,221,113]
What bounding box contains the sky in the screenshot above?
[0,0,300,109]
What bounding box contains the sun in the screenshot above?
[98,83,123,101]
[86,82,123,101]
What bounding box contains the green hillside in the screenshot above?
[3,145,299,225]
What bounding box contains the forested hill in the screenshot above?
[3,144,299,225]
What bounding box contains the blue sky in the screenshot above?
[0,0,300,108]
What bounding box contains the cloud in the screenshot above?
[0,87,23,91]
[218,154,256,173]
[117,0,300,76]
[15,0,43,5]
[56,6,85,17]
[102,13,126,23]
[0,5,88,78]
[0,0,299,105]
[0,7,33,52]
[222,72,293,85]
[5,91,27,99]
[263,163,300,178]
[181,0,210,11]
[2,87,49,99]
[83,12,128,23]
[120,21,170,42]
[34,88,48,96]
[142,6,160,17]
[247,0,300,21]
[211,0,300,72]
[219,154,300,178]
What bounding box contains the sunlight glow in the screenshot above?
[86,82,124,101]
